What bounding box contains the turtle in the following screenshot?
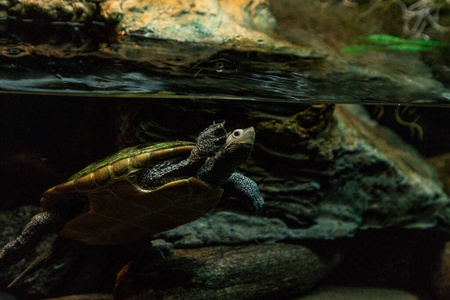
[0,122,264,287]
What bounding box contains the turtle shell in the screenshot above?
[40,141,224,245]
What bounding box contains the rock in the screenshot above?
[101,0,277,34]
[331,105,447,230]
[7,0,97,22]
[298,286,419,300]
[155,211,289,246]
[46,294,113,300]
[3,0,322,57]
[428,153,450,196]
[0,291,17,300]
[427,153,450,234]
[434,241,450,300]
[114,243,339,300]
[326,229,442,297]
[99,0,320,56]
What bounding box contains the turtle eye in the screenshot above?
[232,129,242,137]
[226,129,244,145]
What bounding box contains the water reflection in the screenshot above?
[0,11,449,105]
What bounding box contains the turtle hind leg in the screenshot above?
[0,211,63,266]
[7,237,65,288]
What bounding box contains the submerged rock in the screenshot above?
[151,104,449,246]
[298,286,419,300]
[434,241,450,300]
[114,243,339,300]
[428,153,450,196]
[46,294,113,300]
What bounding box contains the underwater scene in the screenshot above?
[1,0,450,299]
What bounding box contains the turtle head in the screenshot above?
[226,127,255,149]
[197,127,255,187]
[224,127,255,161]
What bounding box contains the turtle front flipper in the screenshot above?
[222,172,264,214]
[189,122,227,161]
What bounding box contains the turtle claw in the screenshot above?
[192,123,227,159]
[250,196,264,215]
[212,120,226,127]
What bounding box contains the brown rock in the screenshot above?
[298,286,419,300]
[45,294,113,300]
[428,153,450,196]
[434,241,450,300]
[114,243,339,300]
